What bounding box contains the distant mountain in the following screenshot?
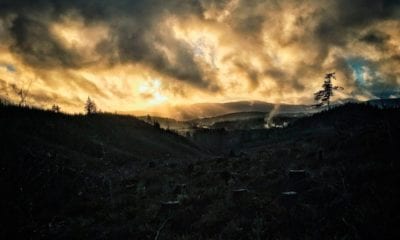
[137,115,191,130]
[127,98,400,128]
[367,98,400,108]
[332,97,400,108]
[191,111,268,125]
[128,100,313,120]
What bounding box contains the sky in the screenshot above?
[0,0,399,114]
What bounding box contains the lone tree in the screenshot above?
[10,77,34,107]
[51,104,61,113]
[314,72,343,109]
[84,97,97,115]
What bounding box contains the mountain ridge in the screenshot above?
[127,98,400,121]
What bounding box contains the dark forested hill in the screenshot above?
[0,104,204,165]
[1,103,399,239]
[0,104,205,239]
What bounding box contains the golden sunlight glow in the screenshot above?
[138,79,168,105]
[1,1,398,117]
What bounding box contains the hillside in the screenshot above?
[137,115,192,132]
[186,103,400,239]
[190,111,267,126]
[132,99,400,133]
[0,104,206,238]
[0,104,203,163]
[1,103,400,239]
[129,100,311,120]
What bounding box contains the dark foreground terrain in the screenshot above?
[1,103,399,239]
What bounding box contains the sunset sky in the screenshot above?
[0,0,399,114]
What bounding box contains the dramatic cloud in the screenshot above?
[0,0,399,114]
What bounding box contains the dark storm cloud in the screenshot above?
[360,31,390,46]
[312,0,399,64]
[315,0,398,47]
[0,0,216,89]
[320,0,400,97]
[243,0,397,89]
[9,16,80,69]
[115,25,212,90]
[0,0,399,100]
[222,0,399,97]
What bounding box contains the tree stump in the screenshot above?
[160,201,180,213]
[280,191,298,207]
[148,161,156,168]
[173,184,187,195]
[289,170,306,181]
[231,188,249,204]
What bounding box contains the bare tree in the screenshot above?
[84,97,97,115]
[314,72,343,109]
[10,77,34,107]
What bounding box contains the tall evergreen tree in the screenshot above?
[314,72,343,109]
[84,97,97,115]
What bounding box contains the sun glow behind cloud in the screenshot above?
[0,0,399,116]
[139,79,168,105]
